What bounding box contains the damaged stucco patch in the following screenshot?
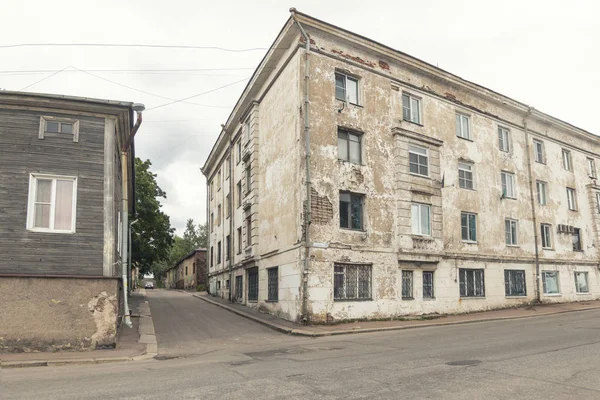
[87,291,117,349]
[308,188,334,225]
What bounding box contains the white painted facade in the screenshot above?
[202,11,600,323]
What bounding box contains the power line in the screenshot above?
[145,77,249,112]
[69,66,234,109]
[19,65,72,90]
[0,68,257,73]
[0,43,271,52]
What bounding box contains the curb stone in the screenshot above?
[182,290,600,337]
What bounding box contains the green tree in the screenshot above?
[131,158,174,275]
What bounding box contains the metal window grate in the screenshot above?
[459,269,485,297]
[402,270,414,299]
[235,276,243,302]
[268,267,278,301]
[504,270,526,296]
[248,269,258,301]
[334,263,372,300]
[423,271,434,299]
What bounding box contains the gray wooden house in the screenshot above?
[0,91,140,352]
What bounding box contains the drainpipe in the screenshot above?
[128,219,139,294]
[121,104,144,328]
[523,107,540,303]
[228,130,234,302]
[291,8,311,323]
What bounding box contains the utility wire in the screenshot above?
[145,77,249,112]
[0,43,272,52]
[0,68,257,73]
[19,65,72,90]
[69,66,232,109]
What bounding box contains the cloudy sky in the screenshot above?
[2,0,598,234]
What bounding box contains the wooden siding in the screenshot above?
[0,109,106,275]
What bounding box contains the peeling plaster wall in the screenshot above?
[300,25,600,322]
[0,277,119,352]
[205,19,600,323]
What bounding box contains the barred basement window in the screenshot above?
[459,268,485,297]
[334,263,372,300]
[235,276,243,302]
[248,269,258,301]
[423,271,434,299]
[268,267,278,301]
[402,270,414,299]
[504,270,526,296]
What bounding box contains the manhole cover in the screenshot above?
[446,360,481,366]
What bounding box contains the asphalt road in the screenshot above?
[4,290,600,399]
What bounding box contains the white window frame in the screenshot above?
[38,116,80,142]
[498,126,510,153]
[574,272,589,294]
[533,140,545,163]
[501,171,516,199]
[26,174,77,233]
[505,218,518,246]
[588,158,596,178]
[408,145,429,177]
[335,72,359,105]
[541,223,552,249]
[402,93,421,124]
[562,149,572,171]
[411,203,431,236]
[567,187,577,211]
[458,161,474,190]
[596,192,600,214]
[542,271,560,295]
[461,212,477,243]
[456,113,471,140]
[536,180,547,206]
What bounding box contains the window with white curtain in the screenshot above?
[27,174,77,233]
[542,271,560,294]
[411,203,431,236]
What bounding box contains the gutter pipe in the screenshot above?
[121,109,143,328]
[290,8,311,323]
[523,107,540,303]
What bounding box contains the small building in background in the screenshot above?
[164,249,207,290]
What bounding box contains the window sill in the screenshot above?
[460,296,486,299]
[412,234,433,240]
[459,187,476,191]
[576,292,591,295]
[335,99,363,108]
[402,297,414,300]
[543,294,561,297]
[506,244,520,248]
[457,136,473,142]
[542,247,555,251]
[340,227,366,233]
[573,249,584,253]
[403,120,423,127]
[502,196,517,200]
[265,299,278,303]
[334,298,372,302]
[535,161,546,165]
[338,159,363,166]
[423,297,436,301]
[248,300,258,303]
[462,241,478,245]
[409,172,430,179]
[27,228,75,234]
[505,295,528,298]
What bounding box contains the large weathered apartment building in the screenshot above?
[202,10,600,323]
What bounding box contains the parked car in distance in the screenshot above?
[144,282,154,289]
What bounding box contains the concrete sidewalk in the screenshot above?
[183,291,600,337]
[1,290,156,369]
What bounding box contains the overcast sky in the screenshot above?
[2,0,598,234]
